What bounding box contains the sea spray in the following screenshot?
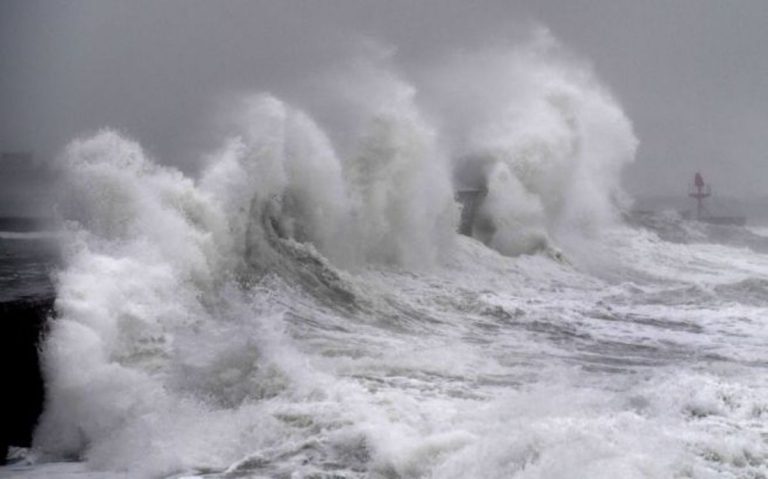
[35,131,231,471]
[473,161,549,256]
[331,55,458,267]
[201,94,349,270]
[419,31,637,255]
[35,129,357,475]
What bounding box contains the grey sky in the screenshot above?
[1,0,767,209]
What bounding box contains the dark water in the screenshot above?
[0,235,59,302]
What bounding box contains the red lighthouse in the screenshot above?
[689,172,711,221]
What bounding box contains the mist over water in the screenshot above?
[12,34,768,479]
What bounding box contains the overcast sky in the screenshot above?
[2,0,767,208]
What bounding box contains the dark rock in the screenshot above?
[0,296,54,464]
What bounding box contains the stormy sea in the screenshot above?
[2,41,768,479]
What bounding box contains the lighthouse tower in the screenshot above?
[689,172,711,221]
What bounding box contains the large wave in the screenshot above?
[33,35,642,476]
[421,30,637,255]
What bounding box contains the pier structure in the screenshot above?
[455,187,487,236]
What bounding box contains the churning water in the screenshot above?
[4,38,768,478]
